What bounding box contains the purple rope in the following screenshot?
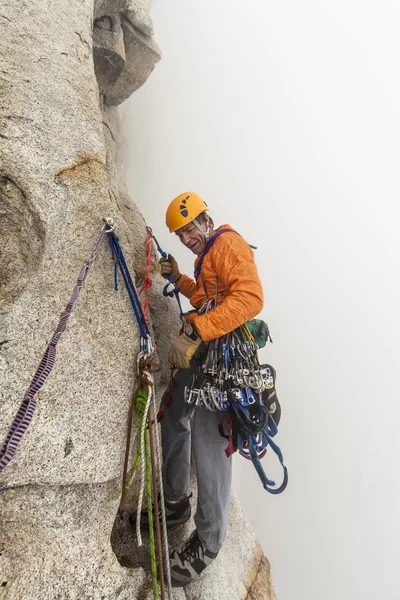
[0,225,110,473]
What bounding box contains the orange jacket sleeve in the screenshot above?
[176,274,196,299]
[192,236,264,342]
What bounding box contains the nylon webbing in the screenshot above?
[0,224,111,473]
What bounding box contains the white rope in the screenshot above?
[136,371,152,547]
[150,374,173,600]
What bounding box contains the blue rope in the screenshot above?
[232,396,288,495]
[109,231,149,340]
[147,229,185,320]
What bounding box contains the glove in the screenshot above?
[159,254,181,282]
[183,311,197,325]
[168,324,202,368]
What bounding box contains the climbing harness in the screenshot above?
[0,222,113,473]
[146,227,185,320]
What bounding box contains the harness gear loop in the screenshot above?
[0,222,113,473]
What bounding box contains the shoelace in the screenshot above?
[179,532,203,563]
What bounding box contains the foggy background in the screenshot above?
[121,1,400,598]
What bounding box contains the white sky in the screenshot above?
[121,2,400,599]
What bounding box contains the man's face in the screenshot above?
[175,219,207,255]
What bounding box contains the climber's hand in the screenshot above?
[168,324,202,369]
[159,254,181,282]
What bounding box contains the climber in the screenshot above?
[136,192,264,587]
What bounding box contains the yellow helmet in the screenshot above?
[166,192,208,232]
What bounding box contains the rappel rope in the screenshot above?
[144,426,158,600]
[0,223,112,473]
[146,226,185,320]
[135,376,153,548]
[148,402,165,600]
[138,231,170,570]
[149,372,173,600]
[136,385,159,600]
[112,229,171,600]
[141,233,172,600]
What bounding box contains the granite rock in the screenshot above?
[0,0,158,597]
[0,1,276,598]
[93,0,161,105]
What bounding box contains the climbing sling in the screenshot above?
[0,223,112,473]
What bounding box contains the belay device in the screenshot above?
[184,318,288,494]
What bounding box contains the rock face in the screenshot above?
[0,1,276,599]
[93,0,161,105]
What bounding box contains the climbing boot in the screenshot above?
[129,494,191,529]
[170,530,219,587]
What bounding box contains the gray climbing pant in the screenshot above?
[161,360,232,553]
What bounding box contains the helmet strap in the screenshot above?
[193,218,210,242]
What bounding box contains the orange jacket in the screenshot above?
[178,225,264,342]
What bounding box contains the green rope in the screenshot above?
[145,415,159,599]
[128,386,158,599]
